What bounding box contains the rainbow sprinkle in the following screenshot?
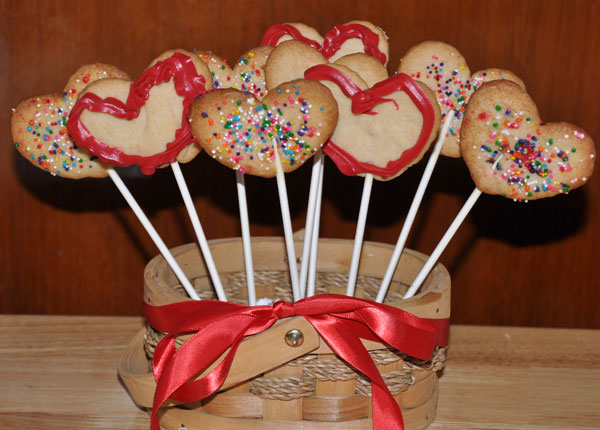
[200,86,326,174]
[15,90,102,176]
[475,104,579,200]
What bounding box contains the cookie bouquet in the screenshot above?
[11,20,595,430]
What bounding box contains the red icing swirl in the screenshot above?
[305,64,436,179]
[67,52,207,175]
[261,24,322,50]
[321,23,386,65]
[304,64,363,97]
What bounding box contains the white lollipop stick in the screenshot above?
[299,151,323,298]
[404,187,482,299]
[235,170,256,306]
[107,167,200,301]
[376,114,454,303]
[346,173,374,296]
[306,153,325,298]
[170,162,227,301]
[272,138,301,301]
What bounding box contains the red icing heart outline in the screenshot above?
[261,23,387,65]
[67,53,207,175]
[304,65,436,179]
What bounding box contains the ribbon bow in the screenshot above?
[144,294,449,430]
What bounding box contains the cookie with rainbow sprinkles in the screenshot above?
[189,78,338,177]
[11,63,130,179]
[461,80,595,201]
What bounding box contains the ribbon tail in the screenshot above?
[149,314,276,430]
[308,315,404,430]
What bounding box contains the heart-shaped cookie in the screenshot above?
[262,20,389,65]
[461,80,595,201]
[304,64,441,181]
[399,41,525,158]
[66,50,212,175]
[197,46,273,99]
[11,63,130,178]
[189,79,338,177]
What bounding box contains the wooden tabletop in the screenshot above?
[1,315,598,429]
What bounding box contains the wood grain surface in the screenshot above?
[0,315,598,429]
[1,0,599,327]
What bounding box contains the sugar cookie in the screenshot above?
[11,63,130,178]
[305,64,441,181]
[461,80,595,200]
[189,79,338,177]
[67,50,212,174]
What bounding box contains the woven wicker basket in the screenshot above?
[118,236,450,430]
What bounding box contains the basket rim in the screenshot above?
[143,236,451,315]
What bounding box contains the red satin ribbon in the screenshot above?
[144,294,449,430]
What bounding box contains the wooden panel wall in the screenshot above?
[1,0,599,328]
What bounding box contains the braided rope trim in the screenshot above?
[172,271,407,304]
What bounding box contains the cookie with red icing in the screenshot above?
[11,63,130,178]
[461,80,595,201]
[66,50,212,174]
[304,64,441,181]
[399,41,525,158]
[189,79,338,177]
[262,20,389,66]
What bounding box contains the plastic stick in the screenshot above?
[404,187,482,299]
[236,169,256,306]
[170,162,226,301]
[107,167,200,300]
[346,173,374,296]
[376,114,454,303]
[306,153,324,298]
[272,138,301,301]
[299,151,323,298]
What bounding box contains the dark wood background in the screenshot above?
[2,0,599,328]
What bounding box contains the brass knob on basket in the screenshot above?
[285,329,304,347]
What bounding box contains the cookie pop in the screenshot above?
[304,63,441,296]
[189,76,338,301]
[405,79,596,298]
[196,46,276,304]
[66,50,226,301]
